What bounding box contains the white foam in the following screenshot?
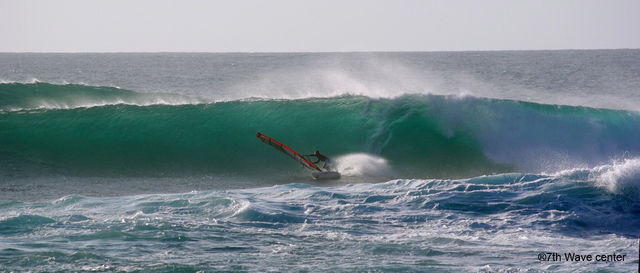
[1,81,208,111]
[552,158,640,196]
[28,78,40,83]
[334,153,392,177]
[30,96,203,110]
[0,78,41,84]
[2,94,205,112]
[591,158,640,195]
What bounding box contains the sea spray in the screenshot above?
[593,158,640,198]
[2,51,640,272]
[334,153,392,177]
[2,83,640,178]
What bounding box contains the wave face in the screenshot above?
[2,83,640,178]
[0,166,638,272]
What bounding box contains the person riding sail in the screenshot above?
[305,150,331,171]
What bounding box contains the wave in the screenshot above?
[0,82,201,111]
[3,162,639,235]
[555,158,640,198]
[1,82,640,178]
[1,165,638,272]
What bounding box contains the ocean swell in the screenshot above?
[1,82,639,178]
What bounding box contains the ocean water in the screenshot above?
[0,51,639,272]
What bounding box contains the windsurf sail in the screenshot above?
[256,132,321,171]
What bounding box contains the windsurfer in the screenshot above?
[306,150,331,171]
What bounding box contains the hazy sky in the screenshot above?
[2,0,639,52]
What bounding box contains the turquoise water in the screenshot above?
[3,83,639,179]
[1,51,639,272]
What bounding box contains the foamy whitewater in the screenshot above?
[1,51,639,272]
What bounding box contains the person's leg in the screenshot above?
[323,159,331,171]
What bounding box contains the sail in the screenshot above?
[256,132,321,171]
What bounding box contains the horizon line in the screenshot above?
[1,47,639,54]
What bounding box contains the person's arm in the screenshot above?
[304,154,319,163]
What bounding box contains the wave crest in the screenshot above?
[0,82,202,111]
[593,158,640,197]
[2,82,640,178]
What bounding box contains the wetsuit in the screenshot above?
[306,152,331,170]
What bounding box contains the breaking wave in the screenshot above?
[1,82,639,178]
